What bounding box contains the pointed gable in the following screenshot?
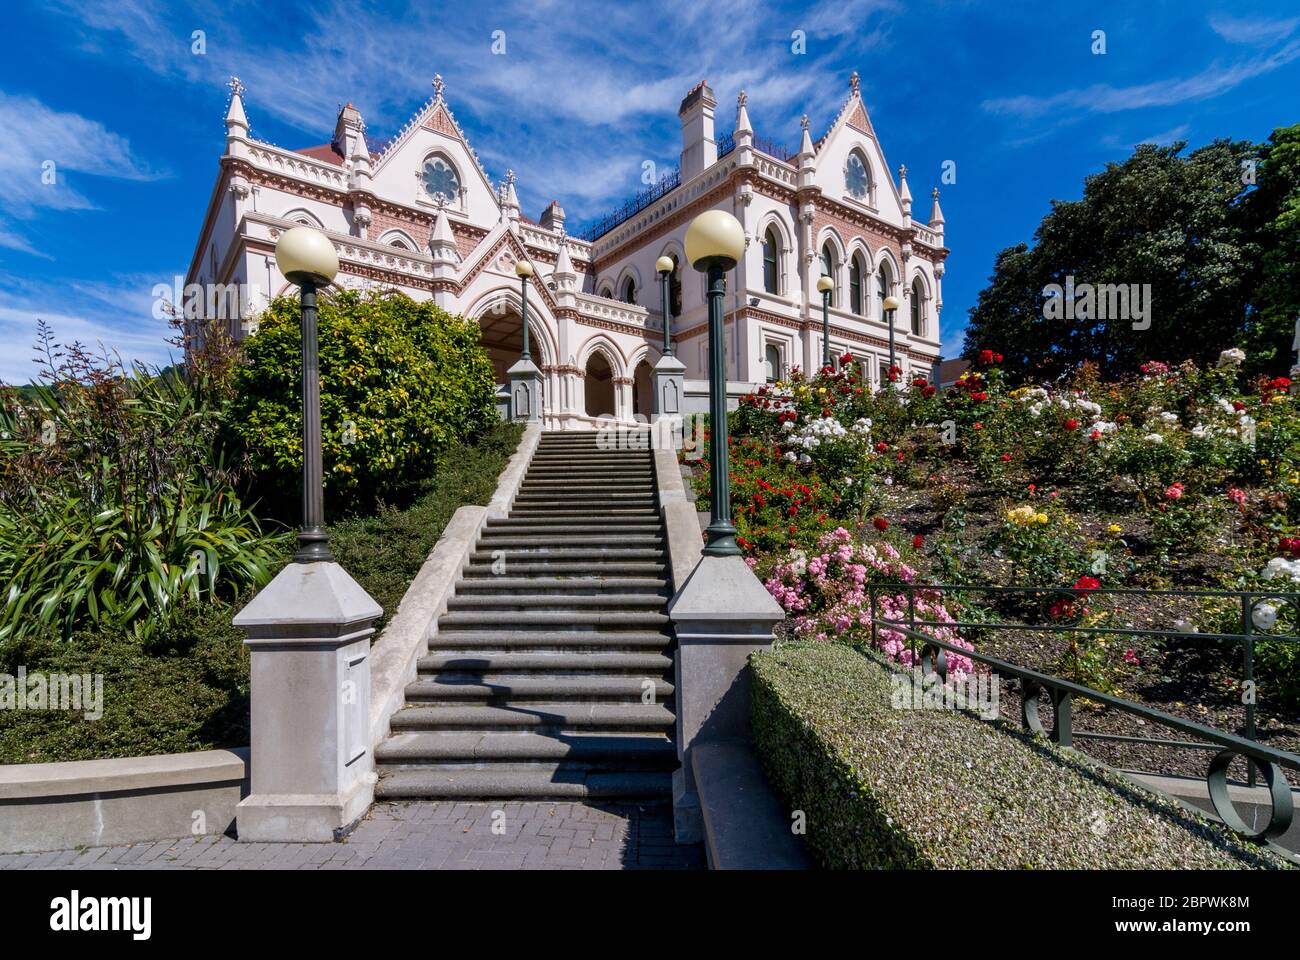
[811,72,903,222]
[366,78,501,228]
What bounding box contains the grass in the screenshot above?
[0,422,523,764]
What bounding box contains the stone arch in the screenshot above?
[632,358,653,419]
[377,228,419,250]
[282,208,325,228]
[584,351,617,417]
[465,287,557,382]
[615,265,643,305]
[757,212,794,296]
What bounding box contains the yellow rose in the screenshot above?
[1108,524,1121,534]
[1036,513,1049,524]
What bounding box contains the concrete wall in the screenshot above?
[0,749,248,854]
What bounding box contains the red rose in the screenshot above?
[972,421,983,430]
[1065,418,1079,430]
[923,385,936,398]
[978,349,994,365]
[912,534,924,549]
[1000,453,1012,462]
[873,517,889,531]
[876,441,888,452]
[971,391,988,402]
[1073,575,1101,593]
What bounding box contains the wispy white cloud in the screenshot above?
[0,272,179,384]
[983,38,1300,120]
[1209,13,1299,46]
[0,90,162,257]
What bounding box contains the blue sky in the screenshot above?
[1,0,1298,384]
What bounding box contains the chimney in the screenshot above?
[539,200,566,233]
[677,80,717,181]
[332,102,365,162]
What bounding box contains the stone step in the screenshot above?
[504,509,660,520]
[476,534,664,549]
[483,520,663,534]
[373,767,672,799]
[454,577,668,595]
[404,675,675,702]
[462,561,667,578]
[375,732,676,764]
[439,610,671,632]
[390,702,674,731]
[419,652,673,673]
[524,466,654,475]
[467,548,665,564]
[429,630,672,651]
[445,593,666,611]
[512,492,657,502]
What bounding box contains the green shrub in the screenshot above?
[0,328,287,642]
[230,289,496,511]
[751,641,1287,869]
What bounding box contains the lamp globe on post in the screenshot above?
[275,226,339,563]
[656,255,675,356]
[883,294,900,389]
[684,210,746,557]
[515,259,534,362]
[816,274,834,371]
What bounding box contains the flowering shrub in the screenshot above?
[994,499,1088,587]
[762,527,975,679]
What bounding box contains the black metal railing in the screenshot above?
[864,581,1300,853]
[574,169,683,243]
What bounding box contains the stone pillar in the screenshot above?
[508,357,544,422]
[651,353,687,422]
[667,554,784,842]
[233,561,382,842]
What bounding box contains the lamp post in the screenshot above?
[275,226,340,563]
[816,274,834,370]
[883,294,900,388]
[684,210,746,557]
[515,259,534,361]
[657,255,675,356]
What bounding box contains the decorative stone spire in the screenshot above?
[551,237,578,295]
[432,74,445,102]
[735,90,752,138]
[501,169,520,223]
[796,114,816,189]
[929,187,945,227]
[898,163,912,219]
[849,70,860,96]
[430,206,460,267]
[225,77,248,139]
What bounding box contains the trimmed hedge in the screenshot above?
[751,642,1288,869]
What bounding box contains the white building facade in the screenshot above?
[187,73,948,428]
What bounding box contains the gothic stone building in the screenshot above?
[187,74,948,427]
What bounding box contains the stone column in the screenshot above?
[651,353,687,422]
[667,554,784,842]
[508,357,544,422]
[234,562,382,842]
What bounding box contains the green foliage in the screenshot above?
[0,423,523,763]
[963,137,1273,380]
[230,289,497,512]
[1242,123,1300,376]
[751,642,1286,869]
[0,326,287,643]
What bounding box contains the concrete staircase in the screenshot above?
[374,431,678,800]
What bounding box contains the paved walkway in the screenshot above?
[0,801,705,871]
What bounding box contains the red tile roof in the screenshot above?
[296,143,344,166]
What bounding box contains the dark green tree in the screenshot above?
[963,139,1263,380]
[1241,123,1300,376]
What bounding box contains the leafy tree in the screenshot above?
[1241,123,1300,376]
[963,139,1263,380]
[229,289,497,514]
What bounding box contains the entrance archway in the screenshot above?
[585,353,616,417]
[632,360,653,418]
[477,305,532,384]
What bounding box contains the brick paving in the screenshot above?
[0,801,705,871]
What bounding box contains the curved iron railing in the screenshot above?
[865,582,1300,857]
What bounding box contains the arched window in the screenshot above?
[762,227,780,294]
[877,262,893,319]
[846,152,870,201]
[598,284,614,299]
[621,277,637,304]
[849,254,865,316]
[421,155,460,202]
[820,243,836,308]
[911,278,925,336]
[765,344,782,383]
